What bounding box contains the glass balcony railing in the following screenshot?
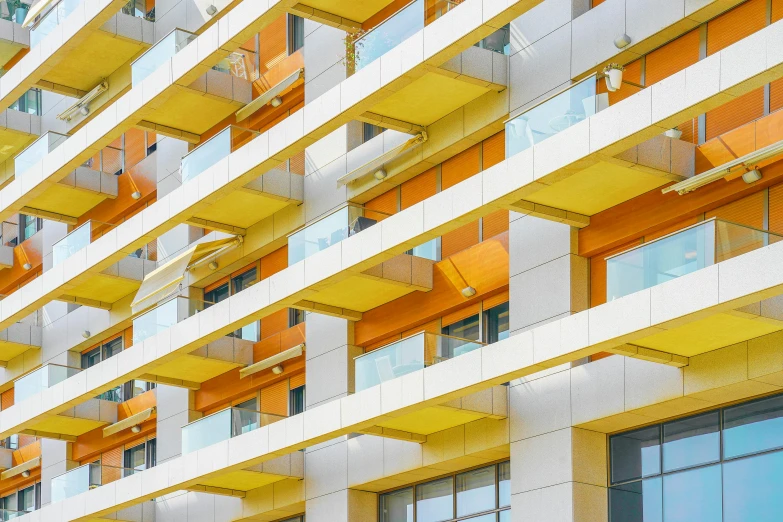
[354,0,424,71]
[182,407,285,454]
[15,131,68,177]
[355,332,485,392]
[180,125,258,184]
[505,76,605,158]
[30,0,80,48]
[132,296,211,345]
[52,220,115,267]
[15,364,82,404]
[606,218,783,302]
[0,509,30,520]
[288,204,390,265]
[131,29,197,86]
[51,463,141,503]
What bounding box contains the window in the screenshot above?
[10,89,42,116]
[204,282,229,306]
[288,14,304,53]
[474,25,510,55]
[380,462,510,522]
[231,268,259,341]
[19,215,41,242]
[609,393,783,522]
[122,380,156,400]
[1,435,18,450]
[482,303,509,344]
[289,308,306,327]
[82,336,123,369]
[123,439,156,475]
[363,123,385,143]
[289,385,305,416]
[17,483,40,511]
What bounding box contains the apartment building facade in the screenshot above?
[0,0,778,520]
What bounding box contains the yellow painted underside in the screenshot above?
[310,276,419,312]
[0,341,36,362]
[66,273,141,304]
[635,313,783,357]
[29,183,109,217]
[151,354,242,383]
[198,470,288,491]
[303,0,395,22]
[194,190,291,228]
[378,406,489,435]
[31,416,107,436]
[0,129,36,163]
[526,161,672,216]
[150,88,243,135]
[0,41,24,70]
[371,73,491,127]
[42,31,145,92]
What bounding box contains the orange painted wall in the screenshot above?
[72,419,155,464]
[254,323,305,363]
[118,389,157,421]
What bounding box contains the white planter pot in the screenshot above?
[605,68,623,92]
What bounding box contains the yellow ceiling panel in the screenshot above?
[66,273,141,304]
[150,89,244,135]
[303,0,395,22]
[0,341,37,362]
[378,406,488,435]
[31,416,107,436]
[0,41,25,71]
[42,31,146,91]
[371,74,490,126]
[634,313,783,357]
[526,161,672,216]
[198,470,288,491]
[151,354,242,383]
[194,191,291,228]
[0,129,36,163]
[28,183,109,217]
[308,275,419,312]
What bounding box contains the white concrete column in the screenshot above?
[40,438,77,507]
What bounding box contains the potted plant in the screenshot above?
[342,30,366,75]
[602,63,624,92]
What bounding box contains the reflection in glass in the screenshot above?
[132,29,198,86]
[723,450,783,522]
[456,465,495,517]
[663,412,720,473]
[354,0,424,71]
[416,477,453,522]
[498,461,510,507]
[723,394,783,460]
[608,478,662,522]
[380,487,413,522]
[610,425,661,484]
[498,511,511,522]
[662,465,722,522]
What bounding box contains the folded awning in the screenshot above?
[103,407,156,437]
[22,0,55,27]
[131,237,240,314]
[239,343,305,378]
[336,133,427,186]
[0,456,40,480]
[235,68,304,123]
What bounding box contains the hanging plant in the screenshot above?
[343,30,366,75]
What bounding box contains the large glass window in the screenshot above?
[20,215,42,242]
[287,14,304,54]
[380,462,510,522]
[483,303,509,344]
[609,393,783,522]
[289,386,305,416]
[206,268,260,341]
[82,336,123,369]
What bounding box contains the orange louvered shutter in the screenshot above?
[707,0,766,55]
[401,168,437,209]
[644,217,701,242]
[706,191,765,228]
[289,151,305,175]
[261,309,289,340]
[289,373,305,389]
[258,15,287,77]
[676,118,699,145]
[365,188,398,221]
[442,220,480,258]
[442,145,480,189]
[261,246,288,279]
[483,211,508,239]
[646,29,700,85]
[775,0,783,22]
[442,303,481,327]
[1,388,13,410]
[482,131,505,169]
[101,446,123,485]
[771,79,783,113]
[124,128,146,170]
[592,0,605,5]
[483,290,509,310]
[705,88,765,141]
[260,380,289,416]
[769,183,783,234]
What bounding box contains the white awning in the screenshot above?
[22,0,55,27]
[235,68,304,123]
[0,457,40,480]
[103,407,156,437]
[239,343,305,378]
[336,133,427,186]
[131,237,240,314]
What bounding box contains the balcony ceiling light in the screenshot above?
[235,68,304,123]
[57,81,109,122]
[337,132,428,186]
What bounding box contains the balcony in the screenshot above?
[15,363,80,403]
[133,296,253,384]
[0,318,42,361]
[607,219,783,302]
[183,407,284,454]
[0,10,28,70]
[131,29,252,137]
[355,0,423,72]
[51,462,140,503]
[15,131,67,177]
[180,126,302,230]
[355,332,484,392]
[287,205,436,315]
[0,108,39,173]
